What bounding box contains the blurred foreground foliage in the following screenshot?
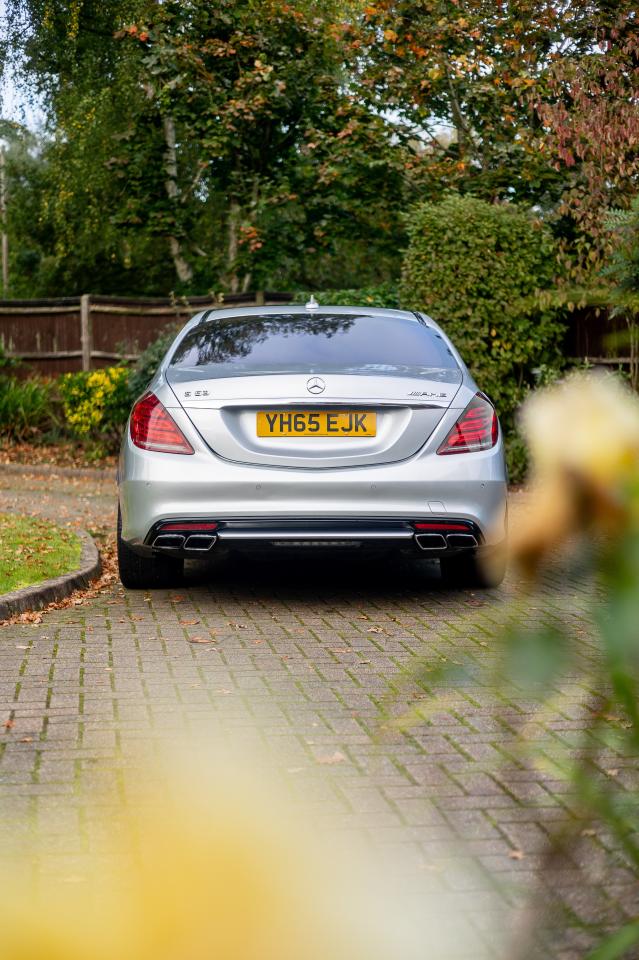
[403,372,639,957]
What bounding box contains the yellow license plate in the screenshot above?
[257,410,376,437]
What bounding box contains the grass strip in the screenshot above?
[0,513,82,594]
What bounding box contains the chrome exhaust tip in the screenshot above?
[152,534,185,549]
[415,533,447,551]
[446,533,478,549]
[184,534,217,552]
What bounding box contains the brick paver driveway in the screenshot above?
[0,465,636,959]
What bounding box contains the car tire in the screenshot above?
[117,507,183,589]
[440,549,506,589]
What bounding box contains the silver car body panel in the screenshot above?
[119,305,507,552]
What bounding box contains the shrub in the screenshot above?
[400,194,566,480]
[293,282,400,310]
[58,366,131,451]
[128,323,182,401]
[0,373,57,441]
[0,343,18,371]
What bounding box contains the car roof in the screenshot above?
[191,304,425,323]
[178,303,448,349]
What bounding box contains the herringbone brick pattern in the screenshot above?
[0,466,636,958]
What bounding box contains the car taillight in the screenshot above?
[130,393,194,455]
[437,393,498,455]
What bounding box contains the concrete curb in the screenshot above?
[0,527,101,621]
[0,462,114,481]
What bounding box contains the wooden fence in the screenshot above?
[0,292,633,379]
[0,292,292,377]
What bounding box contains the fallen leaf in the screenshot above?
[508,849,524,860]
[317,751,346,765]
[227,621,247,629]
[170,595,185,603]
[606,768,619,777]
[180,619,200,626]
[19,737,33,743]
[3,719,14,730]
[367,626,383,634]
[580,828,596,837]
[188,636,217,644]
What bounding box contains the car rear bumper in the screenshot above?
[119,435,508,554]
[140,516,498,559]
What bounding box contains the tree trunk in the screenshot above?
[226,199,241,293]
[162,115,193,284]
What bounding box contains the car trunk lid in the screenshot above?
[167,372,461,468]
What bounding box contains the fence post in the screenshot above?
[255,290,265,306]
[80,294,92,371]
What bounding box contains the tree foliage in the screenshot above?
[350,0,597,205]
[3,0,406,294]
[537,8,639,278]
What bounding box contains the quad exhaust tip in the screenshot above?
[152,534,185,549]
[152,522,218,552]
[184,534,216,551]
[414,522,479,552]
[415,533,447,550]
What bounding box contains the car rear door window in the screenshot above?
[168,313,460,381]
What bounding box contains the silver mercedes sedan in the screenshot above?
[117,303,507,589]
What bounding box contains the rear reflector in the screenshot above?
[414,522,471,532]
[159,522,218,532]
[437,393,498,455]
[130,393,194,455]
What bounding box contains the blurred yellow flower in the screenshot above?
[513,372,639,574]
[522,371,639,489]
[0,746,471,960]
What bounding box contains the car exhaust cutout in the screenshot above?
[184,534,217,551]
[152,534,185,549]
[415,533,447,551]
[446,533,478,549]
[413,520,480,552]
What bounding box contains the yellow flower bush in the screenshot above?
[58,366,130,445]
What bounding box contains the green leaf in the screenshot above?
[586,919,639,960]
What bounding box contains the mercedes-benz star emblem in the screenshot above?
[306,376,326,395]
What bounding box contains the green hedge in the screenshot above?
[0,373,57,441]
[293,282,400,310]
[128,322,182,401]
[400,195,566,478]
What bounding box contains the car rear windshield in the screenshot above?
[168,313,460,381]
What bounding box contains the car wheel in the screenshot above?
[440,549,506,589]
[117,507,183,589]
